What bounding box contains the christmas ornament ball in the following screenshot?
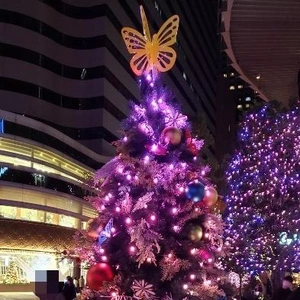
[87,263,114,291]
[203,186,218,207]
[210,198,227,214]
[186,180,205,202]
[161,127,182,145]
[189,225,203,242]
[199,249,215,264]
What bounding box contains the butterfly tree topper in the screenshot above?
[121,6,180,76]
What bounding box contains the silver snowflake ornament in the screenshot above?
[132,279,156,299]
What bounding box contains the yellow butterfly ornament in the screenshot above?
[121,6,180,76]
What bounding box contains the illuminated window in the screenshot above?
[230,72,235,77]
[183,72,187,81]
[245,97,251,102]
[33,173,46,186]
[238,85,243,89]
[237,105,242,110]
[246,104,250,108]
[0,205,80,229]
[81,221,87,230]
[59,215,76,228]
[0,167,8,177]
[223,74,228,78]
[229,86,235,90]
[0,119,4,134]
[0,206,17,219]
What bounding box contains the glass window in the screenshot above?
[0,206,17,219]
[59,215,76,228]
[0,205,80,229]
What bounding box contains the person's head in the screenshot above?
[282,275,293,289]
[66,276,73,285]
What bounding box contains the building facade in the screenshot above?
[0,109,107,286]
[0,0,221,158]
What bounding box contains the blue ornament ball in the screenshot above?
[186,180,205,202]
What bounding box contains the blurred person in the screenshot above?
[287,286,300,300]
[62,276,76,300]
[272,275,293,300]
[79,275,85,292]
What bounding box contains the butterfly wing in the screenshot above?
[98,218,113,245]
[121,27,149,75]
[121,27,147,54]
[157,15,180,47]
[154,15,180,72]
[130,51,151,76]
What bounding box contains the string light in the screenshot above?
[224,103,300,274]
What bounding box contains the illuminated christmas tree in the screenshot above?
[74,6,227,300]
[3,261,20,284]
[224,102,300,277]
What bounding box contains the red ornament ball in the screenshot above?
[87,263,114,291]
[203,186,218,207]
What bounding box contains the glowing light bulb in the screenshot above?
[153,178,158,184]
[129,246,136,253]
[204,280,211,286]
[190,274,196,280]
[146,257,151,263]
[183,284,188,290]
[125,217,132,224]
[101,256,107,261]
[99,248,105,254]
[150,215,156,221]
[172,207,178,214]
[173,225,179,232]
[190,248,197,255]
[115,207,121,212]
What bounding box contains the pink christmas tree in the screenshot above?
[75,7,227,300]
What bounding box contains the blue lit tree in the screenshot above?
[224,102,300,278]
